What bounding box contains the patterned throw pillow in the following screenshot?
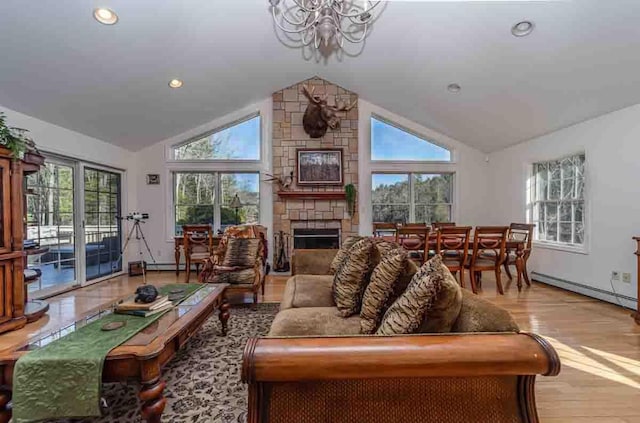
[222,238,260,268]
[329,236,363,274]
[376,255,446,335]
[418,262,462,333]
[332,238,374,317]
[360,248,408,334]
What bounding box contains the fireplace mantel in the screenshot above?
[277,191,346,201]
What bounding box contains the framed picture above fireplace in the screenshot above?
[296,148,343,185]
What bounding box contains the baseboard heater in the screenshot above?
[532,271,638,311]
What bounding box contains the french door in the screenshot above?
[27,156,124,297]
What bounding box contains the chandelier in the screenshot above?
[268,0,382,53]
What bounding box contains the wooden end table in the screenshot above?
[0,283,230,423]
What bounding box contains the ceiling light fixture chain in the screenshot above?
[269,0,381,52]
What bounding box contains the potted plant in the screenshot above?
[0,112,44,164]
[345,183,356,216]
[0,112,29,159]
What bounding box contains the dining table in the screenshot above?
[388,234,531,291]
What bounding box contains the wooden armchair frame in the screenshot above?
[198,225,268,308]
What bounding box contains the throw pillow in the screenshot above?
[332,238,374,317]
[329,236,364,274]
[222,238,260,268]
[418,261,463,333]
[360,248,408,334]
[376,254,446,335]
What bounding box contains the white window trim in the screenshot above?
[162,99,273,243]
[359,100,461,235]
[526,152,589,254]
[171,170,260,235]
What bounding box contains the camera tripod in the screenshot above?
[115,218,158,284]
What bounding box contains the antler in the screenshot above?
[329,97,358,112]
[301,85,326,104]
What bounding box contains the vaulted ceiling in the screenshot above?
[2,0,640,152]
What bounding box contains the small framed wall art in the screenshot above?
[146,174,160,185]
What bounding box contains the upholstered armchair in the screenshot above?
[199,225,268,307]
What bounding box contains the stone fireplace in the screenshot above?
[272,76,359,248]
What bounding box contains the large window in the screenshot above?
[371,117,451,161]
[173,115,260,160]
[174,172,259,234]
[372,173,453,224]
[530,154,585,247]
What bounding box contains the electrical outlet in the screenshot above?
[622,272,632,283]
[611,271,620,281]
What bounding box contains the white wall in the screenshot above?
[487,103,640,310]
[132,99,273,266]
[357,99,490,235]
[0,105,139,267]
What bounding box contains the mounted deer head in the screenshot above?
[301,85,357,138]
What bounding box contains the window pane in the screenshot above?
[545,202,558,221]
[175,173,215,205]
[175,205,214,230]
[173,116,260,160]
[560,202,572,222]
[372,174,409,204]
[549,180,561,200]
[415,204,451,224]
[373,205,409,224]
[371,118,451,161]
[574,201,584,223]
[221,173,259,206]
[414,174,452,204]
[575,222,584,244]
[559,223,572,243]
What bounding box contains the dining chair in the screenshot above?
[503,223,535,286]
[464,226,509,295]
[436,226,471,286]
[396,226,430,265]
[182,224,214,283]
[372,222,398,242]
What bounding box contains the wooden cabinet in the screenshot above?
[0,147,27,334]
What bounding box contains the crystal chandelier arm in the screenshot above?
[338,21,369,44]
[272,6,317,33]
[289,0,322,13]
[331,1,381,19]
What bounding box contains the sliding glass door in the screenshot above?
[84,167,122,281]
[25,156,124,297]
[26,159,78,295]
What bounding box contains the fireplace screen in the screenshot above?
[293,228,340,249]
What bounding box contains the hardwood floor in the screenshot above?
[0,270,638,422]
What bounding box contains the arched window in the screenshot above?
[371,117,451,162]
[172,115,260,161]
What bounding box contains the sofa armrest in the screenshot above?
[242,333,559,382]
[291,249,337,276]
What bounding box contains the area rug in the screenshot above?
[58,303,278,423]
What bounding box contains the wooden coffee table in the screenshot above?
[0,283,230,423]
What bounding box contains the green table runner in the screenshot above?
[12,283,205,423]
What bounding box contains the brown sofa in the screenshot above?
[242,248,560,423]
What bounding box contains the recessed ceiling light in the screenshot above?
[511,20,534,37]
[93,8,118,25]
[168,79,184,89]
[447,83,461,93]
